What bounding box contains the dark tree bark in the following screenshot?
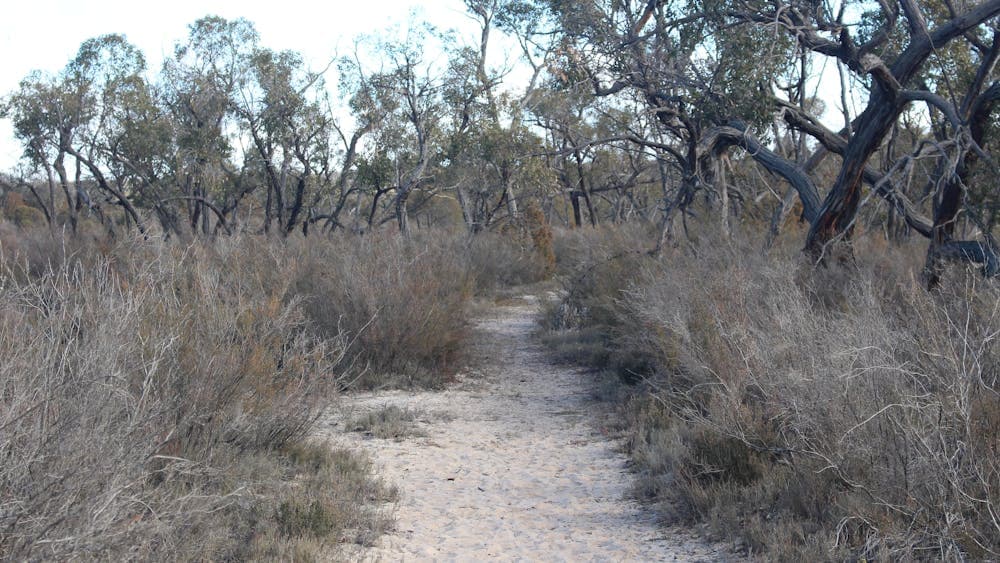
[570,191,583,228]
[395,188,411,236]
[698,124,822,223]
[803,0,1000,257]
[924,79,1000,285]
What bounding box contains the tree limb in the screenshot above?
[699,124,822,223]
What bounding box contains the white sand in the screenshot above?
[319,295,730,562]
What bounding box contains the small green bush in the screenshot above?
[9,204,45,228]
[276,499,337,538]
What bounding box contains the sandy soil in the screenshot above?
[318,295,729,562]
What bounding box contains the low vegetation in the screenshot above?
[292,233,474,388]
[0,227,545,560]
[347,405,429,441]
[544,227,1000,561]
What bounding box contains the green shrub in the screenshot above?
[9,204,45,228]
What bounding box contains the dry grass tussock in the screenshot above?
[545,228,1000,561]
[347,405,429,441]
[0,227,542,560]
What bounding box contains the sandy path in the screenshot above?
[319,295,728,562]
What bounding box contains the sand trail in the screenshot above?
[320,295,726,562]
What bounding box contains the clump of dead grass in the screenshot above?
[347,405,428,440]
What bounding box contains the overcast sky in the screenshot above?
[0,0,476,170]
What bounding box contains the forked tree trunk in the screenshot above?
[804,92,897,260]
[924,82,1000,286]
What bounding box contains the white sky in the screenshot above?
[0,0,474,170]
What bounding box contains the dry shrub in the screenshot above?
[542,224,658,379]
[466,231,549,293]
[526,203,556,277]
[0,220,120,282]
[291,228,551,388]
[0,234,392,560]
[548,229,1000,561]
[0,223,541,558]
[290,231,475,388]
[262,443,396,552]
[469,205,557,292]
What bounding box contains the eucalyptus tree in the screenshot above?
[448,115,554,231]
[530,86,607,228]
[3,75,72,229]
[160,16,261,235]
[239,47,337,235]
[721,0,1000,271]
[464,0,555,221]
[539,0,1000,279]
[437,0,559,233]
[312,53,395,233]
[90,49,176,235]
[161,16,364,236]
[580,106,662,225]
[355,26,444,236]
[441,44,554,233]
[542,0,799,240]
[4,34,151,234]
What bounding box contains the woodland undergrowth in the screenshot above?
[544,225,1000,561]
[0,224,548,561]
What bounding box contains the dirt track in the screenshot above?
[321,295,727,562]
